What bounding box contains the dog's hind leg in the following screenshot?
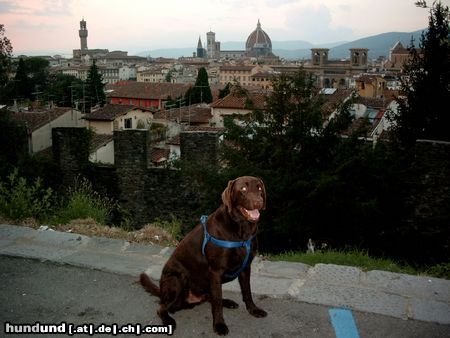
[157,274,186,329]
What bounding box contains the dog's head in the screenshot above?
[221,176,266,223]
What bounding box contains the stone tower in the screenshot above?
[79,18,88,52]
[197,36,205,58]
[206,31,215,58]
[350,48,369,67]
[311,48,329,66]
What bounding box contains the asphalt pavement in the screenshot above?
[0,223,449,337]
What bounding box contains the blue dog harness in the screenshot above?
[200,215,255,280]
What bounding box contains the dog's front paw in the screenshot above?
[214,322,229,335]
[248,307,267,318]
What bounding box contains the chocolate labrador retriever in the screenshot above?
[140,176,267,335]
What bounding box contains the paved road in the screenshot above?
[1,256,449,338]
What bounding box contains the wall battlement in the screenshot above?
[52,128,219,227]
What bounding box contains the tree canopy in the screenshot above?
[0,24,13,87]
[85,60,106,110]
[391,1,450,145]
[185,67,212,104]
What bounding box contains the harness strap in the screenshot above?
[200,215,255,279]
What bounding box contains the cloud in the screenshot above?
[284,4,354,43]
[265,0,302,7]
[29,0,73,16]
[0,0,73,17]
[0,0,25,13]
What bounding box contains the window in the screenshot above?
[124,118,132,129]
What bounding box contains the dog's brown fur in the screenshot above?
[140,176,267,335]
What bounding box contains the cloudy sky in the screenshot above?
[1,0,430,55]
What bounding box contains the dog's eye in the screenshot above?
[241,186,247,192]
[258,186,262,191]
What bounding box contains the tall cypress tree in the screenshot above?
[392,1,450,145]
[14,58,31,99]
[0,24,13,88]
[186,67,212,104]
[85,60,105,110]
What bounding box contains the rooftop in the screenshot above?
[83,104,145,121]
[11,107,72,133]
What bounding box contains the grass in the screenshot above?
[265,249,449,279]
[1,170,447,279]
[53,177,115,225]
[2,213,448,279]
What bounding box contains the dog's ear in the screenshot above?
[221,179,235,214]
[259,178,267,210]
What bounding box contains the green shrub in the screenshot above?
[54,177,115,225]
[0,168,54,220]
[267,248,417,275]
[152,218,183,240]
[425,263,450,280]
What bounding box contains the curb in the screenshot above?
[1,223,449,325]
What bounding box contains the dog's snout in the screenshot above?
[253,196,264,210]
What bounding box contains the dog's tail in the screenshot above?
[139,272,161,297]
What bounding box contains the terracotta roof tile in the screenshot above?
[154,105,211,124]
[211,92,266,110]
[90,133,113,151]
[354,96,393,109]
[106,82,191,100]
[320,89,354,117]
[11,107,71,133]
[150,147,170,164]
[83,104,138,121]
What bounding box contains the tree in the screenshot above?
[14,58,31,99]
[198,70,362,251]
[218,82,232,99]
[44,73,83,107]
[391,1,450,145]
[0,111,28,179]
[85,60,106,110]
[186,67,212,104]
[0,24,12,87]
[165,69,173,82]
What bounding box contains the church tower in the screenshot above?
[206,31,215,58]
[197,36,205,58]
[79,18,88,52]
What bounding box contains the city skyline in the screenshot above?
[1,0,430,56]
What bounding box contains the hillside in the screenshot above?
[137,29,425,60]
[329,30,425,59]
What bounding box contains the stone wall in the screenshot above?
[54,128,219,228]
[52,127,90,187]
[411,140,450,223]
[180,131,219,166]
[53,129,449,234]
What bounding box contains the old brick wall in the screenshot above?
[180,131,219,166]
[52,127,90,187]
[411,140,450,223]
[53,128,218,228]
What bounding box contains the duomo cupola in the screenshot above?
[245,19,273,57]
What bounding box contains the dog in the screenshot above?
[140,176,267,335]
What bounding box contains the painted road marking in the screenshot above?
[329,308,360,338]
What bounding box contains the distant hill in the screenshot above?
[136,39,348,59]
[329,30,425,59]
[134,30,426,60]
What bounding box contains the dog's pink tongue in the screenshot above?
[247,209,260,221]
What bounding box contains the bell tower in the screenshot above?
[79,18,88,52]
